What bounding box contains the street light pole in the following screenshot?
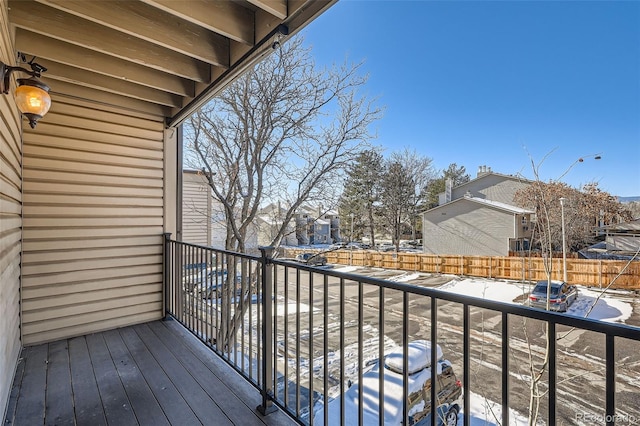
[350,213,354,242]
[560,197,567,283]
[349,212,355,266]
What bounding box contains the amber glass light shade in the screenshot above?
[14,77,51,128]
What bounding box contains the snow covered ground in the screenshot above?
[462,392,530,426]
[334,262,636,326]
[327,267,638,425]
[209,261,636,425]
[436,277,634,324]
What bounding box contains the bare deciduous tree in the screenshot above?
[515,181,632,254]
[183,35,381,349]
[378,149,435,249]
[515,153,636,425]
[184,35,381,253]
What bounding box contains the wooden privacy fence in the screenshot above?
[284,249,640,290]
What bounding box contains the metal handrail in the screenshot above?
[164,237,640,426]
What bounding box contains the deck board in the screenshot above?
[45,340,74,426]
[147,321,264,426]
[119,327,202,426]
[132,323,232,425]
[13,345,47,425]
[102,329,170,426]
[4,348,25,423]
[68,336,107,426]
[4,319,296,426]
[86,332,139,426]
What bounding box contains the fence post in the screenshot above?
[599,259,603,289]
[489,257,492,279]
[257,246,277,415]
[163,233,172,320]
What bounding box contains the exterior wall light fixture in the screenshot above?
[0,54,51,128]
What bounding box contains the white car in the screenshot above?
[315,340,462,425]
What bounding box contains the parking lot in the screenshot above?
[273,264,640,424]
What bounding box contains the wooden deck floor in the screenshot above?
[4,319,296,426]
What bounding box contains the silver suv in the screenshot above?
[528,280,578,312]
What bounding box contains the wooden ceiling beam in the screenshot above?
[9,1,210,82]
[140,0,255,45]
[36,0,230,68]
[246,0,287,20]
[15,29,196,97]
[38,59,183,108]
[48,80,171,118]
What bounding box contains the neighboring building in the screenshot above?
[294,205,341,245]
[182,175,302,248]
[256,203,298,247]
[440,166,531,205]
[181,170,256,248]
[182,170,213,246]
[422,167,533,256]
[580,219,640,259]
[601,219,640,252]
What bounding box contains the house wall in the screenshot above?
[0,0,23,415]
[422,201,515,256]
[452,175,529,204]
[514,214,532,240]
[20,94,167,345]
[182,171,211,246]
[608,235,640,252]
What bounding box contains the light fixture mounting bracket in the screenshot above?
[1,53,47,94]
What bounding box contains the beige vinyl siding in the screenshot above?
[0,0,23,416]
[423,200,515,256]
[21,95,166,345]
[182,171,211,246]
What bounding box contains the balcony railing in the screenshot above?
[163,236,640,426]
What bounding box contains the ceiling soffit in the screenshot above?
[7,0,336,126]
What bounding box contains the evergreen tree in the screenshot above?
[338,149,384,245]
[425,163,471,208]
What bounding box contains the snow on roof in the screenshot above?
[384,340,443,374]
[256,214,292,226]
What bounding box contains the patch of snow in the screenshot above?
[438,278,529,303]
[333,265,360,273]
[389,272,422,282]
[437,278,634,324]
[565,288,633,323]
[461,391,532,425]
[275,300,317,317]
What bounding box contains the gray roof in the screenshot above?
[453,171,532,190]
[466,197,534,214]
[422,196,533,215]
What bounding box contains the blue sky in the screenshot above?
[301,0,640,197]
